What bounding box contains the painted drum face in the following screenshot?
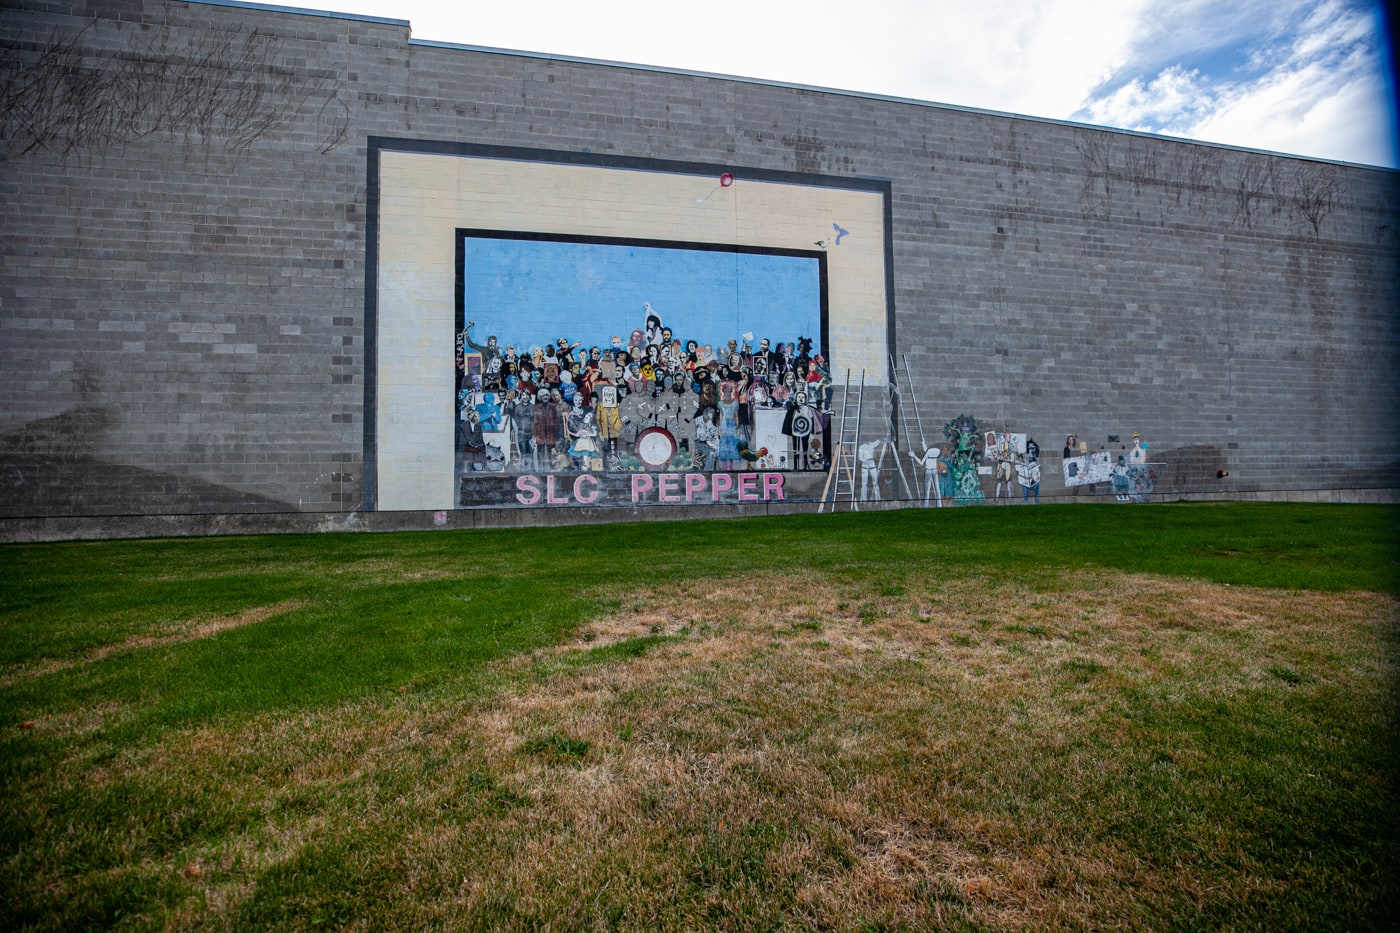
[635,426,678,469]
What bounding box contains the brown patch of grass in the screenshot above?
[21,572,1395,930]
[0,600,306,687]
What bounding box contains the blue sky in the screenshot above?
[461,237,822,354]
[296,0,1395,167]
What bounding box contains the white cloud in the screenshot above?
[1073,0,1397,165]
[1080,66,1211,130]
[879,0,1152,117]
[300,0,1397,166]
[1180,55,1397,165]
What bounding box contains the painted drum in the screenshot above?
[635,426,678,469]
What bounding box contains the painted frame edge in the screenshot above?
[452,228,834,493]
[362,136,897,513]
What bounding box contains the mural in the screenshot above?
[1061,433,1110,489]
[1061,432,1157,502]
[980,431,1042,503]
[1018,437,1042,503]
[941,414,985,504]
[1111,433,1157,502]
[454,233,830,508]
[891,424,1044,507]
[909,444,945,507]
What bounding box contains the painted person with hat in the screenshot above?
[556,336,580,371]
[463,320,505,390]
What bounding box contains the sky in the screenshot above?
[461,236,821,354]
[295,0,1397,168]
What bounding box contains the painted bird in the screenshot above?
[737,442,769,463]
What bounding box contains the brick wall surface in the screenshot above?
[1,0,1396,531]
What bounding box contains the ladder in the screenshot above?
[891,354,936,503]
[900,353,930,452]
[884,356,915,500]
[820,369,864,513]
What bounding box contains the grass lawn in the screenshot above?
[1,502,1397,931]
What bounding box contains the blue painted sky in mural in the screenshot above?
[461,237,823,354]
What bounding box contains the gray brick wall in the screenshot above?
[1,0,1396,528]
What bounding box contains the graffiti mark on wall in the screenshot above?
[455,232,831,508]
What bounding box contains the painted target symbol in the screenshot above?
[790,413,814,438]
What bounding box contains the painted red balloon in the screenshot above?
[719,173,734,187]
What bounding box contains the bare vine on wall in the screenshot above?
[0,22,349,158]
[1161,145,1222,213]
[1074,129,1116,220]
[1230,154,1280,229]
[1289,162,1338,239]
[1122,140,1159,196]
[1072,127,1344,242]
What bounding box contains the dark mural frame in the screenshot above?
[456,226,828,501]
[364,137,896,511]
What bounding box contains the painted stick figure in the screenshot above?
[859,437,890,501]
[910,445,944,507]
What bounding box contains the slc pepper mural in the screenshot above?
[453,234,832,508]
[456,311,829,505]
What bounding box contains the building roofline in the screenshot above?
[408,38,1393,171]
[190,0,408,28]
[187,0,1392,172]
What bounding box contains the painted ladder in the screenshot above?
[820,369,864,513]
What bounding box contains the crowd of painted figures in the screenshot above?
[455,310,1157,504]
[455,308,834,474]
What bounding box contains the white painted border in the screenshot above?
[376,151,888,511]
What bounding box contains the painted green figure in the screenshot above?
[943,414,985,504]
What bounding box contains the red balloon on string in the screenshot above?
[697,173,736,203]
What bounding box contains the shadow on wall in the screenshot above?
[0,407,292,517]
[1154,445,1228,494]
[1337,460,1400,490]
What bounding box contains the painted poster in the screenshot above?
[1062,450,1114,487]
[983,432,1027,462]
[454,232,830,507]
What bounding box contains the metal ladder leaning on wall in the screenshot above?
[890,354,941,502]
[883,356,916,501]
[820,369,864,513]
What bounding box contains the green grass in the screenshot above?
[1,502,1397,930]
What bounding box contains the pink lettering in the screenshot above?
[515,474,541,506]
[658,473,680,503]
[573,474,600,505]
[685,473,706,502]
[710,473,733,501]
[631,473,654,502]
[762,472,785,501]
[738,473,759,502]
[545,474,568,505]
